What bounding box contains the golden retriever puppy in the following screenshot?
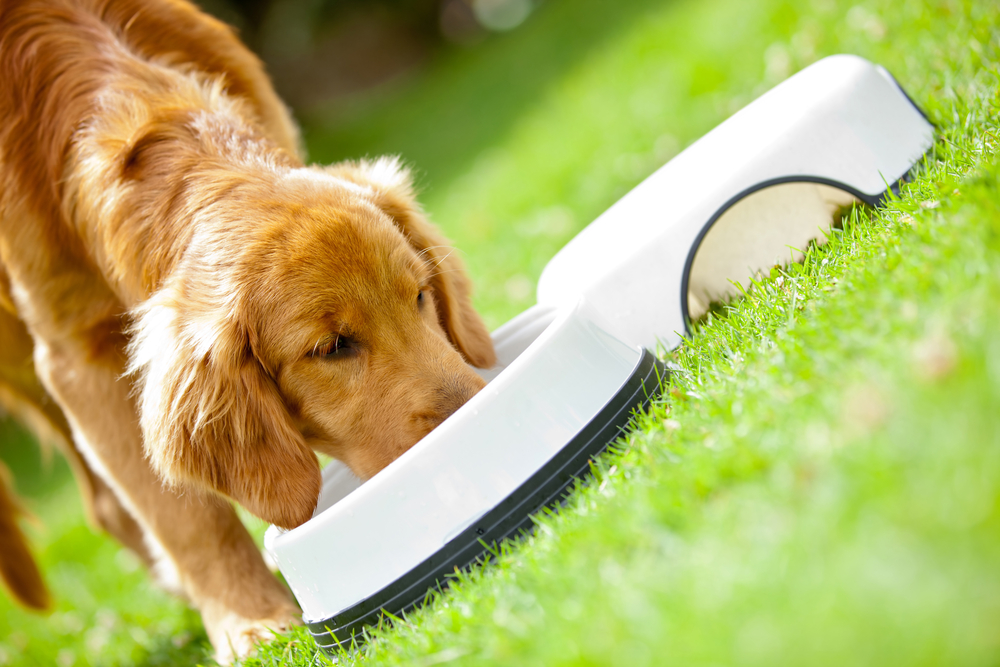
[0,0,496,661]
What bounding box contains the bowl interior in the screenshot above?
[311,304,561,518]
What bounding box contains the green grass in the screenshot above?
[2,0,999,665]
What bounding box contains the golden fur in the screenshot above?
[0,0,496,661]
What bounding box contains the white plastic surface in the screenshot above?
[686,182,857,319]
[266,299,640,622]
[537,54,934,350]
[265,54,935,626]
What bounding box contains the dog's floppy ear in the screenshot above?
[127,286,320,529]
[325,158,497,369]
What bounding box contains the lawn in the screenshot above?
[1,0,998,665]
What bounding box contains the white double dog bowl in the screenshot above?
[264,55,934,651]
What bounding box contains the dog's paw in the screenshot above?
[206,607,300,665]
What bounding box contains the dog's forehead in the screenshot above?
[298,206,417,282]
[251,195,427,330]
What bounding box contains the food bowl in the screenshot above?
[264,54,934,652]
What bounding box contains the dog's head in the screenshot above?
[129,158,495,529]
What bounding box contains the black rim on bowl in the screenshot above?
[305,348,666,653]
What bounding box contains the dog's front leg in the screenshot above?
[24,304,299,664]
[0,304,155,568]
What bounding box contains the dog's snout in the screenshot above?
[411,371,485,433]
[439,373,485,418]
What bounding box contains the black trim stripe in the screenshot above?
[305,348,666,652]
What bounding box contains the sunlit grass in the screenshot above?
[1,0,998,665]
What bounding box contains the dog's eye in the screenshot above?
[312,334,354,359]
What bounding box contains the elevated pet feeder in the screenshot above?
[264,54,934,652]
